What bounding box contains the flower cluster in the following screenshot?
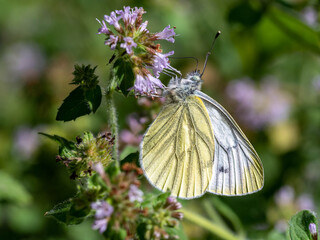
[97,6,179,96]
[55,132,114,179]
[226,77,292,130]
[90,163,183,239]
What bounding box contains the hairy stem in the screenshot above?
[181,208,243,240]
[105,92,119,163]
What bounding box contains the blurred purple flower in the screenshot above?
[128,184,143,202]
[301,7,318,27]
[92,218,109,234]
[120,37,137,55]
[92,162,105,177]
[297,194,315,210]
[96,19,110,34]
[274,185,295,207]
[312,76,320,91]
[91,200,114,234]
[226,77,291,130]
[13,126,40,159]
[2,43,46,82]
[120,114,144,146]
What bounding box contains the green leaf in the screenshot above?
[0,170,32,205]
[112,58,135,96]
[45,200,84,225]
[56,85,102,122]
[136,222,148,240]
[39,132,76,157]
[268,6,320,54]
[288,210,318,240]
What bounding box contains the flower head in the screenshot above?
[97,6,179,96]
[91,201,114,234]
[128,184,144,202]
[309,223,317,239]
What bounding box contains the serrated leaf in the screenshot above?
[39,132,75,149]
[56,85,102,121]
[288,210,318,240]
[45,200,84,225]
[39,132,76,157]
[112,58,135,96]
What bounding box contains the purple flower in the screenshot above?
[301,7,318,27]
[154,25,176,43]
[96,18,110,34]
[151,51,175,77]
[120,37,137,54]
[226,77,291,130]
[132,72,164,95]
[91,201,114,219]
[297,194,315,210]
[92,162,105,177]
[92,218,108,234]
[116,6,142,26]
[309,223,317,239]
[274,185,295,207]
[14,126,40,159]
[104,11,121,31]
[105,35,118,50]
[139,21,149,33]
[128,184,143,202]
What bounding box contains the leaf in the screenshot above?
[39,132,76,157]
[56,85,102,122]
[268,6,320,54]
[45,200,84,225]
[112,58,135,96]
[288,210,318,240]
[120,148,139,166]
[228,1,262,27]
[136,222,147,240]
[0,170,31,205]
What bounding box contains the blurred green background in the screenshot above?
[0,0,319,239]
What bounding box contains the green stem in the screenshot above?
[105,92,119,163]
[203,200,228,229]
[181,209,243,240]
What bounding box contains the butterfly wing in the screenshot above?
[195,90,264,196]
[140,96,215,199]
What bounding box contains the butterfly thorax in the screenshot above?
[164,71,203,103]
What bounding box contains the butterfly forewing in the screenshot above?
[195,90,264,196]
[140,96,215,199]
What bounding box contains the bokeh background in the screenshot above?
[1,0,319,239]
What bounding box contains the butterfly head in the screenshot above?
[164,70,203,102]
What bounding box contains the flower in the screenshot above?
[153,25,176,43]
[105,35,118,50]
[97,6,178,96]
[14,126,40,159]
[128,184,143,202]
[120,37,137,55]
[151,51,175,77]
[226,77,291,130]
[91,201,114,234]
[132,72,164,96]
[309,223,317,239]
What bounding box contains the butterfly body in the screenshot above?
[140,71,264,199]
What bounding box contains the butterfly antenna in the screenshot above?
[169,56,199,72]
[200,31,221,77]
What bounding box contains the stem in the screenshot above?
[105,92,119,163]
[203,200,228,229]
[181,209,243,240]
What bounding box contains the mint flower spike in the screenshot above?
[91,200,114,234]
[97,6,179,96]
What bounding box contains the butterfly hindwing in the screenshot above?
[195,90,264,196]
[140,96,215,199]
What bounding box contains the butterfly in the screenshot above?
[139,33,264,199]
